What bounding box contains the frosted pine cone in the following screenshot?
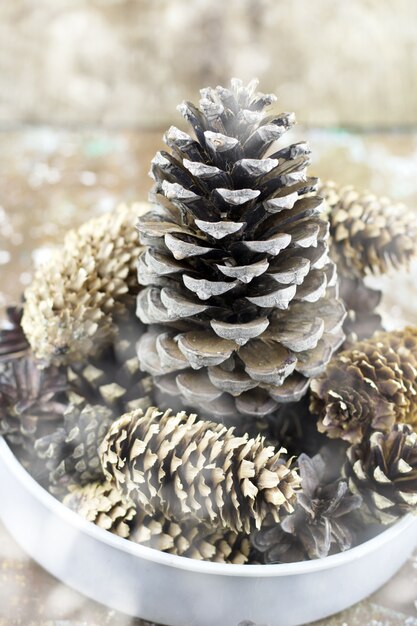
[136,78,345,421]
[22,203,148,365]
[100,406,300,533]
[310,327,417,444]
[345,424,417,524]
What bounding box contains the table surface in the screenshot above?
[0,127,417,625]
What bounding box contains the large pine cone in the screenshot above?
[100,406,300,534]
[136,79,345,421]
[345,424,417,524]
[320,181,417,277]
[310,327,417,444]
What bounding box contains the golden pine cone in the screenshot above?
[310,327,417,444]
[320,181,417,277]
[99,407,300,534]
[22,203,148,364]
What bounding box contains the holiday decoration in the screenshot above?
[135,79,345,421]
[310,327,417,444]
[1,78,417,568]
[345,424,417,525]
[100,406,300,533]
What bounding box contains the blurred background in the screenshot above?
[1,0,417,129]
[1,1,417,624]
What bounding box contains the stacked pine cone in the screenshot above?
[1,78,417,566]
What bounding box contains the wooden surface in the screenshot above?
[0,128,417,625]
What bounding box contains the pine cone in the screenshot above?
[338,275,382,347]
[136,78,346,421]
[345,424,417,524]
[0,305,29,361]
[63,480,136,538]
[22,203,148,365]
[252,453,361,562]
[100,406,300,534]
[68,309,153,416]
[0,354,67,451]
[65,480,250,563]
[35,403,114,495]
[321,181,417,277]
[310,327,417,444]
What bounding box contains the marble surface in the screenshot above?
[0,127,417,625]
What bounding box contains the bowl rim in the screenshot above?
[1,437,415,578]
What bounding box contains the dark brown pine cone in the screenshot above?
[345,424,417,524]
[252,453,362,562]
[100,406,300,534]
[310,327,417,444]
[136,78,346,422]
[0,305,29,361]
[320,181,417,277]
[34,403,114,495]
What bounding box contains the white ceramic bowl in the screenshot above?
[0,438,416,626]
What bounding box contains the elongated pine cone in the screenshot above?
[320,181,417,277]
[22,203,148,365]
[100,407,300,533]
[136,78,345,422]
[63,480,136,538]
[65,480,250,563]
[310,327,417,444]
[345,424,417,524]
